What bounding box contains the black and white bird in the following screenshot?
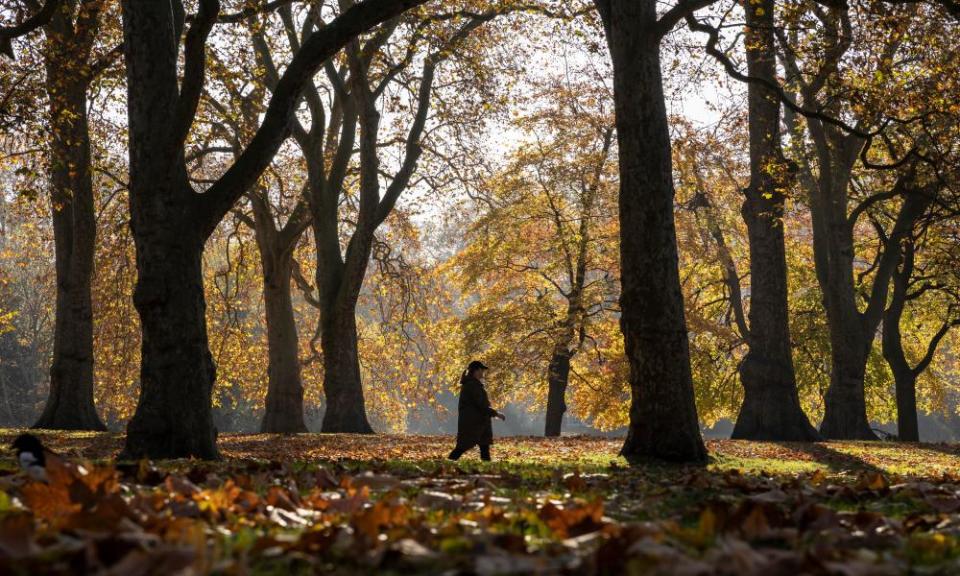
[10,433,53,482]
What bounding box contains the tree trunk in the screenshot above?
[597,0,706,463]
[881,240,920,442]
[819,335,875,439]
[819,179,929,440]
[259,250,308,433]
[34,10,104,431]
[815,176,878,440]
[122,229,219,459]
[892,365,919,442]
[34,87,103,431]
[544,350,570,437]
[119,1,218,459]
[310,207,375,433]
[731,0,817,441]
[320,309,373,433]
[308,103,375,433]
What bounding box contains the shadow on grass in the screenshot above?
[906,442,960,474]
[621,453,709,471]
[773,442,885,475]
[913,441,960,459]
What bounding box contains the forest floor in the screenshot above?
[1,431,959,575]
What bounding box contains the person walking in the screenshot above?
[448,360,505,461]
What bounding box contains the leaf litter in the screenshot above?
[0,432,959,574]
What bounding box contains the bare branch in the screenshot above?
[0,0,63,59]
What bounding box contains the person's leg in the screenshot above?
[448,443,472,460]
[479,445,491,461]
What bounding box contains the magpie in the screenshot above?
[10,433,52,482]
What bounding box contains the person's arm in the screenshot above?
[478,385,505,420]
[466,381,503,419]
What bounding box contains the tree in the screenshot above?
[0,194,54,425]
[247,176,311,433]
[728,0,818,440]
[201,40,313,433]
[687,1,960,438]
[452,77,618,437]
[593,0,712,462]
[882,231,959,441]
[31,0,109,431]
[777,3,956,439]
[119,0,428,459]
[248,1,502,432]
[881,153,960,441]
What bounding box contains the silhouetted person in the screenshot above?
[448,360,505,461]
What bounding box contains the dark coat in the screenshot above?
[455,375,498,447]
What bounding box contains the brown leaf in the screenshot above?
[563,472,587,492]
[855,471,890,492]
[353,499,410,541]
[538,499,604,538]
[0,512,35,559]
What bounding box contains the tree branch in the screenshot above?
[173,0,220,149]
[375,12,495,227]
[913,317,960,376]
[0,0,63,59]
[197,0,430,239]
[656,0,717,38]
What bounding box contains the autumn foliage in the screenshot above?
[3,433,960,574]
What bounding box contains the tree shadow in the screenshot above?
[908,441,960,461]
[772,442,885,475]
[621,453,710,470]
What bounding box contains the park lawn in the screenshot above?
[0,431,959,574]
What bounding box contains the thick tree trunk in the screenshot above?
[892,366,919,442]
[815,200,878,440]
[544,350,570,437]
[119,1,218,459]
[259,251,308,433]
[819,336,875,439]
[735,193,817,440]
[881,242,920,442]
[731,0,817,441]
[817,181,928,440]
[34,58,104,431]
[309,118,375,434]
[597,0,706,463]
[320,309,373,433]
[122,230,219,459]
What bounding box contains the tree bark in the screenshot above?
[884,307,919,441]
[893,368,919,442]
[544,349,570,437]
[731,0,817,441]
[232,82,311,434]
[258,247,308,433]
[34,0,105,431]
[119,0,219,459]
[303,89,375,434]
[124,230,219,458]
[596,0,706,463]
[818,313,876,439]
[320,308,373,432]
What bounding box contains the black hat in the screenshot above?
[467,360,489,372]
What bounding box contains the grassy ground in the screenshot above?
[1,430,959,574]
